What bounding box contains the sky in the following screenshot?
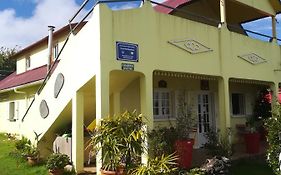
[0,0,279,49]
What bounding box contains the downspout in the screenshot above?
[47,26,55,71]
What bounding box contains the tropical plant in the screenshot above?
[131,153,178,175]
[265,104,281,175]
[46,153,70,170]
[176,92,197,140]
[148,127,177,157]
[204,129,232,157]
[91,110,146,172]
[254,89,272,120]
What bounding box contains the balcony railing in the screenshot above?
[149,0,280,44]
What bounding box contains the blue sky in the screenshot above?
[0,0,279,48]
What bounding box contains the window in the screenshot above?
[9,102,15,121]
[153,90,172,119]
[26,57,31,69]
[231,93,246,115]
[54,43,59,59]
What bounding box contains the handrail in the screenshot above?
[22,0,96,122]
[69,0,91,23]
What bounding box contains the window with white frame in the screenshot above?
[26,56,31,69]
[231,93,246,115]
[153,90,172,119]
[54,43,59,59]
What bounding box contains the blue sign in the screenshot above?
[116,41,139,62]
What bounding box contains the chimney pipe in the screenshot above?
[47,26,55,71]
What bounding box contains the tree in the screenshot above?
[0,47,17,80]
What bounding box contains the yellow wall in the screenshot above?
[0,84,40,134]
[120,78,141,113]
[16,36,67,74]
[99,2,281,135]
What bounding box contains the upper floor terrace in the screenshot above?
[153,0,281,44]
[97,0,281,84]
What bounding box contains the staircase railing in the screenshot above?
[21,0,97,122]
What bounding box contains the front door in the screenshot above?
[197,93,213,147]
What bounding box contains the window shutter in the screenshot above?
[9,102,15,121]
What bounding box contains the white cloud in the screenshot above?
[108,2,141,11]
[0,0,85,49]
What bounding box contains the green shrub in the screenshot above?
[148,127,177,157]
[46,153,70,170]
[265,104,281,175]
[188,168,206,175]
[15,136,31,151]
[204,129,232,157]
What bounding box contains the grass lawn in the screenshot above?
[230,157,274,175]
[0,133,48,175]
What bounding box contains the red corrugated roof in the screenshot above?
[154,0,191,14]
[0,65,47,91]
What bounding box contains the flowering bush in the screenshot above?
[265,104,281,174]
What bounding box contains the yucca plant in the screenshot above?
[91,111,146,173]
[131,153,178,175]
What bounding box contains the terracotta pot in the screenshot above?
[117,164,126,175]
[244,132,260,154]
[101,169,117,175]
[49,169,64,175]
[175,139,194,169]
[27,156,38,166]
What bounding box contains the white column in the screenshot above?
[218,77,231,136]
[95,70,110,175]
[113,92,121,115]
[220,0,226,26]
[140,72,153,164]
[272,16,277,43]
[270,82,279,106]
[72,91,84,173]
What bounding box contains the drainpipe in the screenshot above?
[47,26,55,71]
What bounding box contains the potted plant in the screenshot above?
[174,94,197,168]
[91,111,146,175]
[46,153,70,175]
[23,131,43,166]
[24,144,40,166]
[244,116,261,154]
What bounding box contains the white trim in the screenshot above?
[0,80,43,93]
[153,88,174,120]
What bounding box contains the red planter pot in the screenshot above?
[175,139,194,169]
[244,132,260,154]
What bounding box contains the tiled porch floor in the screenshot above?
[192,141,268,167]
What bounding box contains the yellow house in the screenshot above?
[0,0,280,174]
